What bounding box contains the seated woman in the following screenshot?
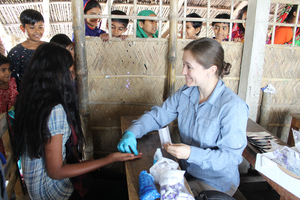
[136,10,158,38]
[12,43,141,200]
[267,4,300,45]
[117,38,249,197]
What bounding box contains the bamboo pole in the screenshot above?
[166,0,178,135]
[72,0,93,160]
[166,0,177,100]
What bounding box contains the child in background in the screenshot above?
[182,13,202,39]
[0,54,18,159]
[232,5,247,42]
[12,43,142,200]
[162,13,202,39]
[50,34,76,80]
[212,13,230,43]
[7,9,44,90]
[267,4,300,45]
[137,10,158,38]
[83,0,109,42]
[107,10,129,40]
[0,54,18,114]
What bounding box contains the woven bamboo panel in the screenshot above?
[89,78,165,103]
[264,47,300,79]
[261,80,300,105]
[89,104,153,127]
[92,129,121,152]
[86,40,168,76]
[266,107,300,125]
[260,47,300,141]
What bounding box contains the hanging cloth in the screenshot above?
[136,10,158,38]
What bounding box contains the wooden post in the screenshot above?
[72,0,93,160]
[259,92,272,130]
[237,0,271,121]
[166,0,177,99]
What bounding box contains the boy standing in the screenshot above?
[7,9,44,89]
[106,10,129,40]
[212,13,230,43]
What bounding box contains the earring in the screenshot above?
[207,74,210,78]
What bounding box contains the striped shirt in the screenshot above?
[21,104,74,199]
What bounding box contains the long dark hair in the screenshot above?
[12,43,84,159]
[50,34,73,48]
[184,38,231,78]
[84,0,101,14]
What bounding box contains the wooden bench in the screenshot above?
[0,113,26,199]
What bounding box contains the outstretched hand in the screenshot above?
[108,152,142,162]
[164,143,191,159]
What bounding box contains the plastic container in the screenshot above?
[153,148,163,164]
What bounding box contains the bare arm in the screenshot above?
[44,134,142,180]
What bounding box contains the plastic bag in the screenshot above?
[270,140,300,177]
[159,170,194,200]
[292,128,300,152]
[139,170,160,200]
[150,157,179,183]
[261,84,277,93]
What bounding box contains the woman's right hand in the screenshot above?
[108,152,142,163]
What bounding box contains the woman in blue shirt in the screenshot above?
[118,37,249,197]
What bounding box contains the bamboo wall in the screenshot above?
[86,38,243,164]
[261,46,300,142]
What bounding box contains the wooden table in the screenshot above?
[121,116,193,200]
[122,116,299,200]
[245,119,299,200]
[287,113,300,147]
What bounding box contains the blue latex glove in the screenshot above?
[117,131,138,155]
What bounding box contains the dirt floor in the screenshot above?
[238,169,280,200]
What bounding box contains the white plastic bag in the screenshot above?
[292,128,300,152]
[149,157,179,183]
[159,170,194,200]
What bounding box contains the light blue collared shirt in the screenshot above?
[22,104,74,200]
[127,79,249,192]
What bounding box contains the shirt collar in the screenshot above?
[182,79,225,107]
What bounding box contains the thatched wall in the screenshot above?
[261,46,300,142]
[86,38,243,162]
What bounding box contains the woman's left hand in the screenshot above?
[164,143,191,159]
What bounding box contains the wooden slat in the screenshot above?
[0,113,7,138]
